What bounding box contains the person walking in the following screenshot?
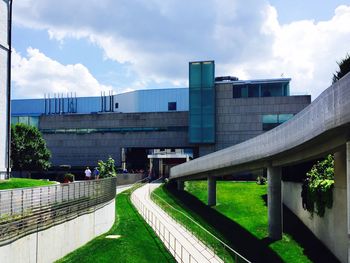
[93,167,100,179]
[85,167,92,180]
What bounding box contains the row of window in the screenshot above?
[262,114,294,131]
[233,82,290,98]
[11,116,39,128]
[41,126,188,134]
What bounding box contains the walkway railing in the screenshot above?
[151,191,251,263]
[0,177,116,246]
[131,192,199,263]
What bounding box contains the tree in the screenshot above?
[301,154,334,217]
[97,157,116,178]
[332,53,350,84]
[11,123,51,173]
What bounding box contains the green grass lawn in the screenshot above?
[56,188,175,263]
[154,181,339,263]
[186,181,308,263]
[0,178,56,190]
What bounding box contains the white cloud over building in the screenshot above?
[11,0,350,99]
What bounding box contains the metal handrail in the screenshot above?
[151,191,251,263]
[0,177,116,246]
[131,192,199,263]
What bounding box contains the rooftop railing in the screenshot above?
[0,177,116,246]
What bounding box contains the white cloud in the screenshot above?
[12,47,114,98]
[12,1,350,99]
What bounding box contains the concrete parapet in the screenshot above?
[0,200,115,263]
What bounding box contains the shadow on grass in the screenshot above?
[165,183,283,263]
[261,194,340,263]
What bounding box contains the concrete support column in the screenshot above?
[159,159,163,177]
[177,180,184,191]
[346,142,350,263]
[208,176,217,206]
[149,158,153,176]
[121,148,126,170]
[267,165,282,240]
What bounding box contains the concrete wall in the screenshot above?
[197,84,310,156]
[117,173,144,185]
[40,111,190,166]
[283,180,347,263]
[39,86,311,167]
[214,83,311,151]
[0,0,9,179]
[0,199,115,263]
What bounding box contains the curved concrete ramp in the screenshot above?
[170,73,350,180]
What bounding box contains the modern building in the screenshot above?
[0,0,11,179]
[11,61,311,176]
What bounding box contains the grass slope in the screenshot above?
[152,185,235,262]
[0,178,55,190]
[186,181,307,263]
[154,181,339,263]
[56,189,175,263]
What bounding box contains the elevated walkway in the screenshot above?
[169,73,350,262]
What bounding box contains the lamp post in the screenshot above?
[6,0,13,179]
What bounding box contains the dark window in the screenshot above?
[248,84,259,97]
[233,86,241,98]
[262,114,294,131]
[115,102,119,109]
[168,102,177,111]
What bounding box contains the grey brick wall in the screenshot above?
[198,83,311,154]
[40,85,311,166]
[41,111,190,166]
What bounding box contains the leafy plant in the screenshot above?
[301,154,334,217]
[98,157,117,178]
[332,53,350,84]
[64,173,75,183]
[11,123,51,173]
[256,175,266,185]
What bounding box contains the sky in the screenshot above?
[11,0,350,100]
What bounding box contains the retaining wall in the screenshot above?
[117,173,144,185]
[0,199,115,263]
[282,181,346,263]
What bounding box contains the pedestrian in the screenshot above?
[85,167,91,180]
[93,167,100,180]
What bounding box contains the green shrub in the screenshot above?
[98,157,117,178]
[301,154,334,217]
[256,175,266,185]
[64,173,75,183]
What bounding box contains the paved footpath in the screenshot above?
[131,182,223,263]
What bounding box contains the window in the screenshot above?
[262,114,294,131]
[279,114,294,123]
[248,84,259,97]
[233,81,290,98]
[115,102,119,109]
[168,102,177,111]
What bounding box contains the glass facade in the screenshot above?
[233,81,290,98]
[262,114,294,130]
[189,61,215,143]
